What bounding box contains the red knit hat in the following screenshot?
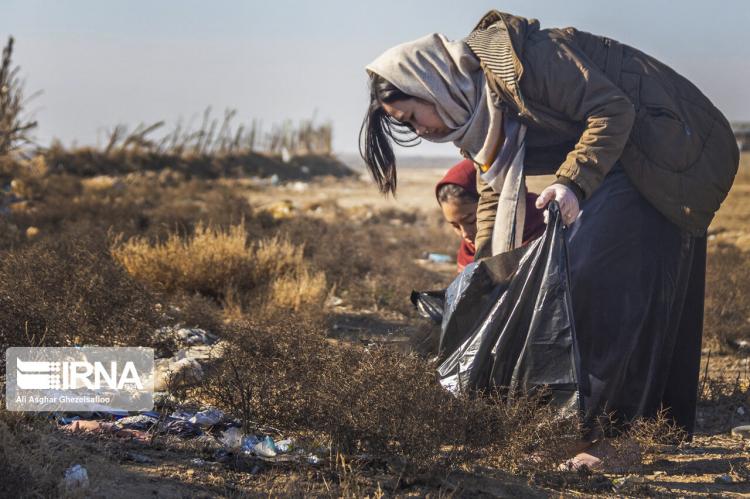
[435,159,478,202]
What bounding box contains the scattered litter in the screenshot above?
[307,455,320,465]
[65,419,116,434]
[155,357,203,391]
[255,436,278,458]
[731,339,750,351]
[715,473,733,484]
[424,252,452,264]
[213,449,231,463]
[189,408,224,427]
[116,414,159,431]
[58,415,81,425]
[731,425,750,438]
[300,165,310,175]
[270,174,280,185]
[63,464,89,491]
[220,427,244,449]
[170,410,194,421]
[737,406,746,416]
[275,438,293,453]
[190,458,206,467]
[241,435,260,452]
[163,419,202,438]
[174,327,216,346]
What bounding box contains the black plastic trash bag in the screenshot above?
[410,289,444,324]
[413,202,580,414]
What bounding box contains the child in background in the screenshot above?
[436,159,545,272]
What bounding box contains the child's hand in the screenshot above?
[535,184,580,226]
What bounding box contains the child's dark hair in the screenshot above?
[359,73,420,195]
[437,183,480,205]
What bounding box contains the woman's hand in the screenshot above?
[536,184,580,226]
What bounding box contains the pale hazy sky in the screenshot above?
[2,0,749,156]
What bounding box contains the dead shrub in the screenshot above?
[621,408,687,454]
[111,222,327,316]
[197,319,582,472]
[696,369,750,433]
[0,228,167,352]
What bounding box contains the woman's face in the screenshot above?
[381,98,450,140]
[440,198,478,246]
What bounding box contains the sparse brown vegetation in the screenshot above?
[0,36,38,156]
[196,318,582,472]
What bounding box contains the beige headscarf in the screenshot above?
[366,33,502,166]
[366,33,526,254]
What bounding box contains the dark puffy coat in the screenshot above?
[469,10,739,251]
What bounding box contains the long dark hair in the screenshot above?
[359,73,420,195]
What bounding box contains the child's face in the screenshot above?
[440,198,478,246]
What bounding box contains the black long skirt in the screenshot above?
[565,163,707,437]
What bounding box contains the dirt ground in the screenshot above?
[4,156,750,497]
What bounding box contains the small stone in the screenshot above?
[731,425,750,438]
[25,226,40,239]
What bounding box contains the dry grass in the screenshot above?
[197,318,582,474]
[111,222,327,317]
